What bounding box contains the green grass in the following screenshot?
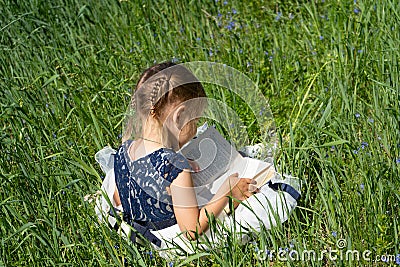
[1,0,399,266]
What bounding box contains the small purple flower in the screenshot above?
[239,49,243,54]
[196,37,201,41]
[354,8,360,14]
[209,49,213,56]
[269,56,273,61]
[146,251,153,260]
[368,118,374,123]
[53,133,57,139]
[355,113,360,118]
[319,35,324,40]
[275,12,282,21]
[232,8,237,15]
[381,255,389,262]
[361,141,368,149]
[46,103,49,108]
[332,231,337,237]
[331,145,335,151]
[353,150,358,154]
[264,51,269,55]
[226,21,235,30]
[357,49,363,53]
[217,12,222,18]
[360,184,364,190]
[169,262,174,267]
[396,158,400,164]
[223,0,228,5]
[395,254,400,265]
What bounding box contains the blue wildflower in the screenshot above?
[223,0,228,5]
[46,103,49,108]
[226,21,235,30]
[232,8,237,15]
[319,35,324,40]
[269,56,273,61]
[353,150,358,154]
[354,8,360,14]
[395,254,400,265]
[169,262,174,267]
[264,51,269,55]
[53,133,57,139]
[355,113,360,118]
[209,49,213,56]
[239,49,243,54]
[196,37,201,41]
[361,142,368,149]
[368,118,374,123]
[360,184,364,190]
[396,158,400,164]
[275,12,282,21]
[357,49,363,53]
[146,251,153,260]
[217,12,222,18]
[332,231,337,237]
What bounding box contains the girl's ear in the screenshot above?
[173,105,186,128]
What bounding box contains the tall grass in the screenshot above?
[1,0,399,266]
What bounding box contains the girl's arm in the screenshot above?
[170,171,256,240]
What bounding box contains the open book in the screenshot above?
[179,127,275,197]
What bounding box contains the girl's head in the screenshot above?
[123,62,207,150]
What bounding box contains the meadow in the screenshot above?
[1,0,399,266]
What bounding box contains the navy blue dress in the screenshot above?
[114,140,191,225]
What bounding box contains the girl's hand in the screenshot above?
[187,159,200,172]
[225,173,259,202]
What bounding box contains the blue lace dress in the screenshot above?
[114,140,191,225]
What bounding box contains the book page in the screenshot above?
[180,127,240,187]
[209,156,273,194]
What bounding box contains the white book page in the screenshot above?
[180,127,240,187]
[209,156,273,194]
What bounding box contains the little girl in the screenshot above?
[95,62,300,256]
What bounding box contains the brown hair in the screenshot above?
[123,62,207,142]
